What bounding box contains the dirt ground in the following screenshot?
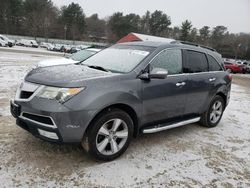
[0,50,250,187]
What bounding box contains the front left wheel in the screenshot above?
[82,109,134,161]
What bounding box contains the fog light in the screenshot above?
[38,129,59,140]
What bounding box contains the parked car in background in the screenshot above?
[29,40,39,48]
[16,39,38,48]
[40,42,53,49]
[242,61,250,73]
[0,34,15,47]
[11,41,231,161]
[37,48,101,67]
[236,61,248,74]
[0,38,8,47]
[46,43,55,51]
[69,46,81,54]
[50,44,63,52]
[15,39,24,46]
[237,61,250,73]
[60,45,71,53]
[224,61,246,74]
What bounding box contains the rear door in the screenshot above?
[206,54,225,98]
[142,49,188,124]
[183,50,211,115]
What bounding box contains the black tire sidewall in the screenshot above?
[206,96,225,127]
[87,109,134,161]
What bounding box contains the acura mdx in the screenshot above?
[11,41,232,161]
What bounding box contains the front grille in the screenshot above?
[20,91,34,99]
[22,113,54,125]
[16,81,39,100]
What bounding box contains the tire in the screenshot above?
[200,95,225,128]
[82,108,134,161]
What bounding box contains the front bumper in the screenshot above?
[10,99,96,143]
[16,117,64,143]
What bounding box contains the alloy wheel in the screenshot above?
[96,118,128,156]
[210,101,223,124]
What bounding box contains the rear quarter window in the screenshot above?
[207,55,223,71]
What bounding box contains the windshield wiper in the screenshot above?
[88,65,110,72]
[81,64,110,72]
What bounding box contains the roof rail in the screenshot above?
[171,40,216,52]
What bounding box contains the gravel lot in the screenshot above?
[0,49,250,187]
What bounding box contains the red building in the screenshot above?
[117,32,175,43]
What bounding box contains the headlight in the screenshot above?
[37,86,85,103]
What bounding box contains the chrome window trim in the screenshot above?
[139,47,224,77]
[19,111,57,129]
[167,71,224,77]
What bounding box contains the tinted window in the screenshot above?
[207,55,223,71]
[184,50,208,73]
[151,49,182,75]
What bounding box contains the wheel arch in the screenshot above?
[84,103,140,139]
[216,92,227,108]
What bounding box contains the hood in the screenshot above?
[37,58,77,67]
[25,64,114,87]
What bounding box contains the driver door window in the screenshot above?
[151,49,182,75]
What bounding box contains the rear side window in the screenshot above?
[183,50,208,73]
[207,55,223,71]
[151,49,182,75]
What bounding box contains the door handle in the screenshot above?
[209,78,216,82]
[176,82,186,87]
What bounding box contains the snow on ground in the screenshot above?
[0,51,61,116]
[0,51,249,187]
[234,74,250,79]
[0,45,63,55]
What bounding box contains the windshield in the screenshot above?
[70,50,97,62]
[81,45,153,73]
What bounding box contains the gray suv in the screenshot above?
[11,41,232,161]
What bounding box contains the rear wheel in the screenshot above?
[82,109,133,161]
[200,95,225,127]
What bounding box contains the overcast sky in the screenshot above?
[52,0,250,33]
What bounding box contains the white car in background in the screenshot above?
[16,39,39,48]
[0,38,8,47]
[40,42,53,49]
[37,48,101,67]
[0,35,15,47]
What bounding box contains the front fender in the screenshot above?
[63,78,143,120]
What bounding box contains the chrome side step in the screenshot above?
[142,117,201,134]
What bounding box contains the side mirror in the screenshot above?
[149,68,168,79]
[138,67,168,80]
